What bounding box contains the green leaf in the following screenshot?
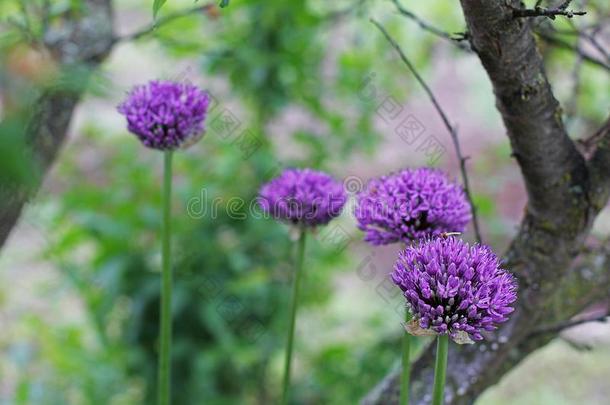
[219,0,230,8]
[153,0,167,19]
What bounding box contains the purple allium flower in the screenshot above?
[258,168,347,228]
[118,80,211,150]
[355,168,471,245]
[392,236,517,342]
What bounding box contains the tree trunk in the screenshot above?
[0,0,114,248]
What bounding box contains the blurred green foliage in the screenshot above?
[1,0,394,402]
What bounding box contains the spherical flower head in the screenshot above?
[118,80,210,150]
[355,168,471,245]
[258,168,347,228]
[392,236,517,342]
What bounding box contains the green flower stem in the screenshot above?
[400,309,412,405]
[158,150,173,405]
[281,229,307,405]
[432,334,449,405]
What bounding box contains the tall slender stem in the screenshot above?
[158,150,173,405]
[432,334,449,405]
[281,229,307,405]
[400,309,411,405]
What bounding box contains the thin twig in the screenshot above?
[512,1,586,20]
[573,22,610,64]
[547,9,610,65]
[391,0,471,52]
[323,0,367,22]
[536,30,610,71]
[529,315,608,337]
[551,18,610,34]
[370,18,483,244]
[550,26,610,64]
[114,3,216,43]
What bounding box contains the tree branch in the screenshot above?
[114,3,216,43]
[511,4,586,20]
[530,315,608,337]
[528,239,610,337]
[0,0,114,248]
[535,29,610,71]
[370,18,482,243]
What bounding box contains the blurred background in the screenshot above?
[0,0,609,404]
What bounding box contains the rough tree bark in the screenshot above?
[0,0,114,248]
[363,1,609,404]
